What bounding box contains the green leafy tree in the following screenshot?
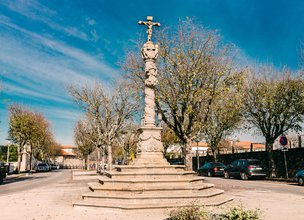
[0,145,18,162]
[244,66,304,177]
[28,112,52,170]
[8,105,36,173]
[8,104,57,171]
[162,125,181,156]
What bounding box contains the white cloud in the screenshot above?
[0,0,90,41]
[0,13,121,145]
[86,17,96,26]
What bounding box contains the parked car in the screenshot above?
[49,163,60,170]
[36,163,50,172]
[198,162,226,177]
[295,169,304,186]
[224,159,267,180]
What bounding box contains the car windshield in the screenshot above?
[248,160,261,165]
[213,162,225,166]
[38,163,47,166]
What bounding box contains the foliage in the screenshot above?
[116,123,139,164]
[243,66,304,176]
[219,205,261,220]
[168,203,209,220]
[0,145,18,162]
[8,104,58,171]
[168,204,261,220]
[69,81,139,170]
[123,19,244,170]
[162,125,181,155]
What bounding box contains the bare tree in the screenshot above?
[286,131,300,148]
[69,82,139,170]
[123,19,244,170]
[202,79,244,161]
[74,118,96,170]
[244,66,304,177]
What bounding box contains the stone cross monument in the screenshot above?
[136,16,167,164]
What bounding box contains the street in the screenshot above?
[204,176,304,220]
[0,170,304,219]
[204,176,304,196]
[0,169,71,195]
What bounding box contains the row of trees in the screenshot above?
[70,19,304,177]
[8,104,61,173]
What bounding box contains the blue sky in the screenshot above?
[0,0,304,145]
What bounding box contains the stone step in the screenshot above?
[98,176,204,186]
[105,170,196,179]
[99,176,204,182]
[82,188,224,203]
[115,165,185,172]
[74,194,233,211]
[88,182,214,193]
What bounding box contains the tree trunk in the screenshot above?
[86,155,89,170]
[266,141,276,177]
[29,145,33,171]
[17,143,22,174]
[183,139,192,171]
[107,145,113,171]
[212,148,217,162]
[97,147,100,173]
[101,147,105,173]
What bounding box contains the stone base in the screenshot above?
[131,152,169,165]
[137,126,163,153]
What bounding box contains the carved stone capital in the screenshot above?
[141,42,159,60]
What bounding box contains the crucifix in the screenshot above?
[138,16,161,42]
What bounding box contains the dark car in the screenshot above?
[295,169,304,186]
[198,162,226,177]
[0,162,7,184]
[224,159,266,180]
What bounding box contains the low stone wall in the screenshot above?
[60,158,84,169]
[193,148,304,178]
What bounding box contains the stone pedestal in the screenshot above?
[133,126,169,165]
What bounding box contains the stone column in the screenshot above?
[142,42,158,127]
[134,18,168,165]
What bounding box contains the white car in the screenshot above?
[36,163,50,172]
[49,163,60,170]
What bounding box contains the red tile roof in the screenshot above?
[58,149,76,156]
[60,145,77,149]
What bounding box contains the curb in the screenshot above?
[265,177,295,183]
